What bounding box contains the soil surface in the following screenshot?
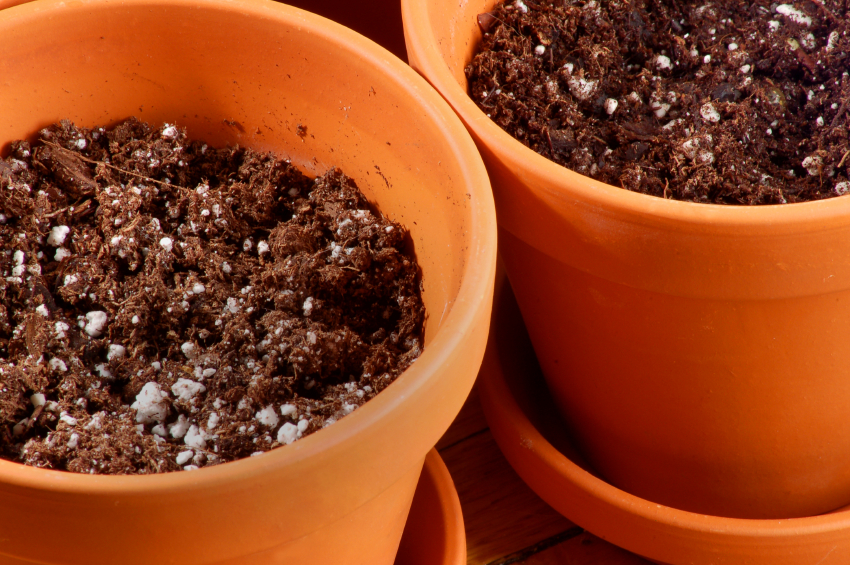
[0,118,424,474]
[467,0,850,204]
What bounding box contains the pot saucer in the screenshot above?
[478,281,850,565]
[395,449,466,565]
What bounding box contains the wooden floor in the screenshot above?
[436,384,651,565]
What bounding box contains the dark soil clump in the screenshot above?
[467,0,850,204]
[0,118,424,474]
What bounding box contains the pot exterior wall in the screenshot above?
[0,0,496,562]
[403,0,850,518]
[502,229,850,519]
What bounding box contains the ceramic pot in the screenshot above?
[479,278,850,565]
[0,0,406,58]
[0,0,496,563]
[283,0,406,60]
[395,449,466,565]
[402,0,850,519]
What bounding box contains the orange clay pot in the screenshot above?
[283,0,406,60]
[0,0,496,563]
[403,0,850,519]
[395,450,466,565]
[479,279,850,565]
[0,0,406,60]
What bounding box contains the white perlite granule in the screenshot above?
[94,363,113,379]
[183,425,206,448]
[180,342,196,359]
[802,155,823,176]
[47,225,70,246]
[255,406,280,427]
[171,378,206,402]
[83,311,108,337]
[12,250,25,277]
[54,321,69,339]
[54,246,71,261]
[700,103,721,123]
[277,422,299,445]
[131,382,170,424]
[775,4,812,27]
[159,237,173,252]
[207,412,220,429]
[59,411,78,426]
[567,76,599,102]
[106,344,126,361]
[175,450,194,466]
[834,181,850,195]
[169,415,191,439]
[161,124,178,139]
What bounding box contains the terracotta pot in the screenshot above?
[282,0,406,61]
[396,449,466,565]
[478,279,850,565]
[0,0,496,563]
[402,0,850,519]
[0,0,406,58]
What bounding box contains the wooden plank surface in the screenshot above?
[437,383,651,565]
[520,532,652,565]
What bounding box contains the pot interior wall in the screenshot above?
[0,0,471,344]
[422,0,494,89]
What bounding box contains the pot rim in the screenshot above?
[401,0,850,231]
[0,0,497,493]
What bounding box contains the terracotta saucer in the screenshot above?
[478,281,850,565]
[395,449,466,565]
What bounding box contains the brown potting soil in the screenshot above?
[0,118,424,474]
[466,0,850,204]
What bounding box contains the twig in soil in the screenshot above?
[810,0,840,23]
[838,149,850,169]
[40,140,191,192]
[43,199,93,219]
[830,99,849,128]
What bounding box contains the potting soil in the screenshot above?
[0,118,425,474]
[466,0,850,204]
